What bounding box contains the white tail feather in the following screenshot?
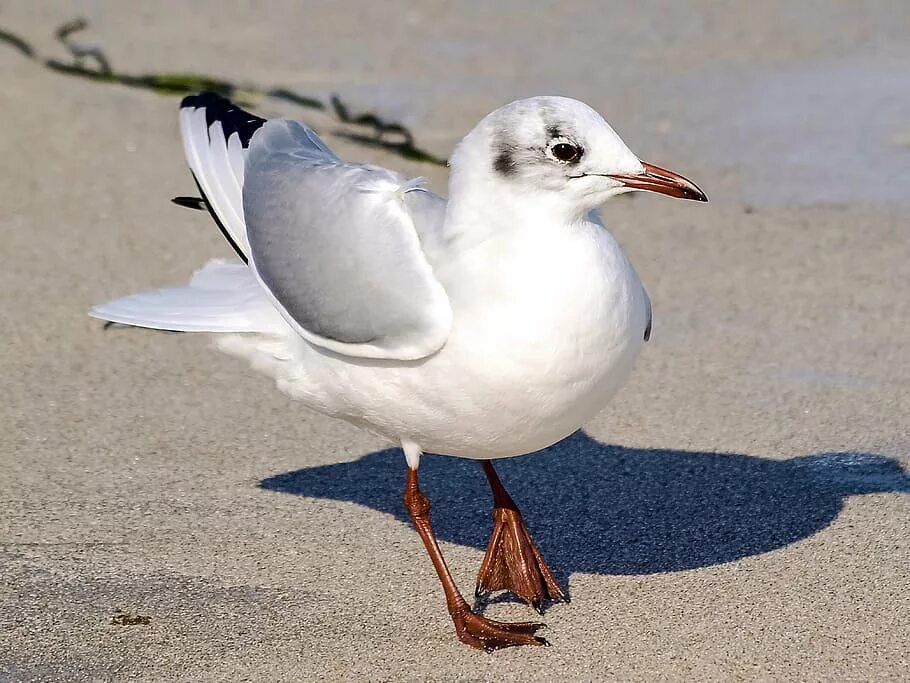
[90,260,285,333]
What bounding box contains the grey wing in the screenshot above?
[242,119,452,360]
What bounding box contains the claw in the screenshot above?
[453,610,547,650]
[476,506,567,611]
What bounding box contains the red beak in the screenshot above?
[610,161,708,202]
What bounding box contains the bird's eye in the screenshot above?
[549,141,582,163]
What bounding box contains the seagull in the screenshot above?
[91,92,706,650]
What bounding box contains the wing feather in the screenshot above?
[242,120,451,360]
[178,94,267,258]
[226,132,246,187]
[204,120,245,233]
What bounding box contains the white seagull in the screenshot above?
[91,93,706,650]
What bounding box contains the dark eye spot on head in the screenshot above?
[493,146,517,176]
[491,131,518,177]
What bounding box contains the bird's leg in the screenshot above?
[475,460,567,613]
[403,467,547,651]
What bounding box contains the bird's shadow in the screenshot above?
[259,431,909,586]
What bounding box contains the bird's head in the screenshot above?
[450,96,707,216]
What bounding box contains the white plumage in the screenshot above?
[92,260,281,333]
[91,93,707,463]
[177,106,250,255]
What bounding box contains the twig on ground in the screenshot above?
[0,18,446,166]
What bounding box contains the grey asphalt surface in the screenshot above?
[2,2,909,681]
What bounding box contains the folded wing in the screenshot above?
[242,119,451,360]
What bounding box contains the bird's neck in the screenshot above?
[442,167,586,250]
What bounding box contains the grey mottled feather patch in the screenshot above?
[545,123,565,140]
[491,129,518,177]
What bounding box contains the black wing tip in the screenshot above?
[189,173,248,264]
[180,91,230,111]
[171,196,207,211]
[180,91,266,147]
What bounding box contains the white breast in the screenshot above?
[276,215,650,459]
